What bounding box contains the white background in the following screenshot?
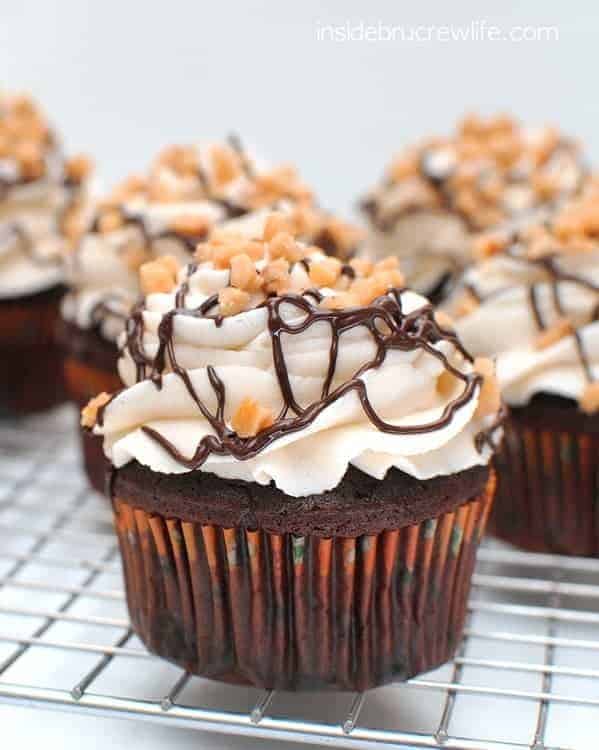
[2,1,597,747]
[3,0,598,216]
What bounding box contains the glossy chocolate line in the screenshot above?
[123,281,486,469]
[528,284,544,330]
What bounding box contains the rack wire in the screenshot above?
[0,406,598,750]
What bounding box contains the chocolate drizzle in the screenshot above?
[467,239,599,386]
[119,278,489,470]
[364,137,587,237]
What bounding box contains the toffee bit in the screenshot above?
[473,358,501,418]
[81,392,111,428]
[139,256,180,294]
[65,154,93,183]
[169,214,212,237]
[218,287,251,316]
[231,397,275,437]
[580,382,599,415]
[534,317,573,350]
[263,212,295,241]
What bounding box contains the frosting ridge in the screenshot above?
[87,225,502,496]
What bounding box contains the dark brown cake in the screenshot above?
[0,284,68,416]
[113,460,490,536]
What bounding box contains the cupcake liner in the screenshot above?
[64,355,121,495]
[490,413,599,556]
[112,472,494,691]
[0,285,67,416]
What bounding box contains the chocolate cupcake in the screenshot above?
[0,92,91,415]
[448,186,599,555]
[360,114,585,302]
[84,220,502,690]
[62,139,362,493]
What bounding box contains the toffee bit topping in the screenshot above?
[473,357,501,417]
[157,218,396,316]
[0,93,53,185]
[230,253,263,292]
[534,317,573,350]
[81,392,111,428]
[139,255,180,294]
[97,209,124,234]
[364,113,584,233]
[454,289,480,318]
[231,397,275,437]
[65,154,94,183]
[580,382,599,415]
[263,212,294,241]
[218,287,251,316]
[472,231,509,261]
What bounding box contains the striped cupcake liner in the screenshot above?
[112,473,495,691]
[64,357,121,495]
[490,415,599,556]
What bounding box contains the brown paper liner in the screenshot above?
[490,411,599,556]
[64,356,121,495]
[112,472,495,691]
[0,285,67,416]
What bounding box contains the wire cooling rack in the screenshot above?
[0,407,598,750]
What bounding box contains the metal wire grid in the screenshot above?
[0,408,598,749]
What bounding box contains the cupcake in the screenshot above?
[360,114,585,302]
[447,186,599,555]
[62,139,362,493]
[0,92,91,415]
[84,218,502,690]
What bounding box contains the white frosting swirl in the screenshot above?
[0,163,81,298]
[61,139,318,342]
[62,199,226,341]
[93,260,498,497]
[449,249,599,406]
[363,120,586,297]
